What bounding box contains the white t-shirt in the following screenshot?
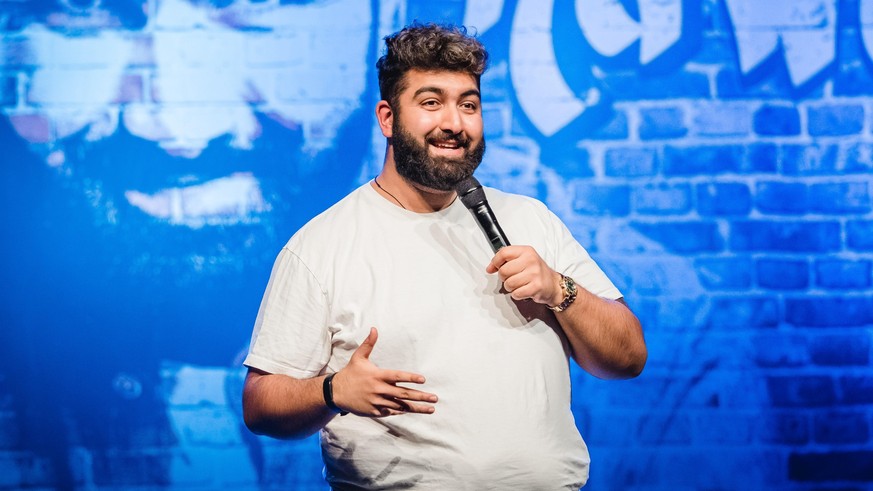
[244,182,621,490]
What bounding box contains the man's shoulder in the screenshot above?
[482,186,551,216]
[286,183,372,245]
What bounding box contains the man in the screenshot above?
[242,23,647,490]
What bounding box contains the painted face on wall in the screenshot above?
[2,0,372,232]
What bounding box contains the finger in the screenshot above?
[352,327,379,360]
[378,399,436,415]
[508,283,536,301]
[382,369,427,385]
[386,385,439,404]
[486,247,516,274]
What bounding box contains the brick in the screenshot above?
[716,67,823,99]
[571,183,629,216]
[604,147,658,177]
[730,221,840,252]
[693,102,752,137]
[847,220,873,250]
[636,412,692,444]
[755,181,808,215]
[843,142,873,173]
[785,296,873,327]
[814,412,870,444]
[746,143,779,173]
[645,297,710,331]
[815,259,872,289]
[808,104,865,136]
[663,145,743,175]
[639,107,687,140]
[584,109,629,140]
[632,182,692,215]
[604,70,711,100]
[811,333,871,366]
[782,144,839,175]
[756,258,809,290]
[753,333,808,367]
[631,221,723,253]
[841,375,873,404]
[758,412,810,445]
[692,413,754,444]
[709,296,779,328]
[544,145,593,178]
[789,451,873,481]
[767,375,836,407]
[658,448,784,488]
[809,181,872,214]
[694,256,753,289]
[754,104,801,136]
[697,182,751,216]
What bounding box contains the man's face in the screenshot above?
[389,69,485,191]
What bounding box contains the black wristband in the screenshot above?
[322,373,348,415]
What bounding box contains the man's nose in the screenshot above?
[438,106,464,134]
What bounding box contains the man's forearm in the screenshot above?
[242,369,336,439]
[556,289,647,380]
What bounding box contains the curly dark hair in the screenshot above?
[376,22,489,108]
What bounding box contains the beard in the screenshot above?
[391,121,485,192]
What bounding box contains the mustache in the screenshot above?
[426,131,469,147]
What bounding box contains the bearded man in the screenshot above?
[241,22,646,490]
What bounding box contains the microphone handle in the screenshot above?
[472,203,510,253]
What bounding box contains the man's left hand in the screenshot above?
[486,245,562,307]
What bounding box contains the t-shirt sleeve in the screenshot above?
[243,247,332,378]
[546,208,623,301]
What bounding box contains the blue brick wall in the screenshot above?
[1,0,872,490]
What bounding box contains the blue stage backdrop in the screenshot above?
[1,0,872,489]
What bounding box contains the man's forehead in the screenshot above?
[401,69,480,96]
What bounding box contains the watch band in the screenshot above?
[322,373,348,415]
[548,273,577,313]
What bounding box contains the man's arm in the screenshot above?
[486,246,647,380]
[243,327,439,439]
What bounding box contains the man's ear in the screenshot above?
[376,100,393,138]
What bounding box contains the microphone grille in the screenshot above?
[455,176,486,208]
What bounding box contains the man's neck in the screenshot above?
[372,166,456,213]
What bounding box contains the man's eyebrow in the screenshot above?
[413,86,444,98]
[412,87,481,99]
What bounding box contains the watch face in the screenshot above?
[565,276,577,295]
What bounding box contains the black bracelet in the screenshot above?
[322,373,348,415]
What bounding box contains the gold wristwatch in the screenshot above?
[549,273,577,312]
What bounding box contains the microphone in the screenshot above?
[455,176,510,253]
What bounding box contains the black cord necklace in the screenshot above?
[374,176,407,210]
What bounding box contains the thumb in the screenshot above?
[352,327,378,360]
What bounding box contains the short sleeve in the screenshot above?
[243,247,332,378]
[547,210,623,301]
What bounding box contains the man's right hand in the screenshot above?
[330,327,438,417]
